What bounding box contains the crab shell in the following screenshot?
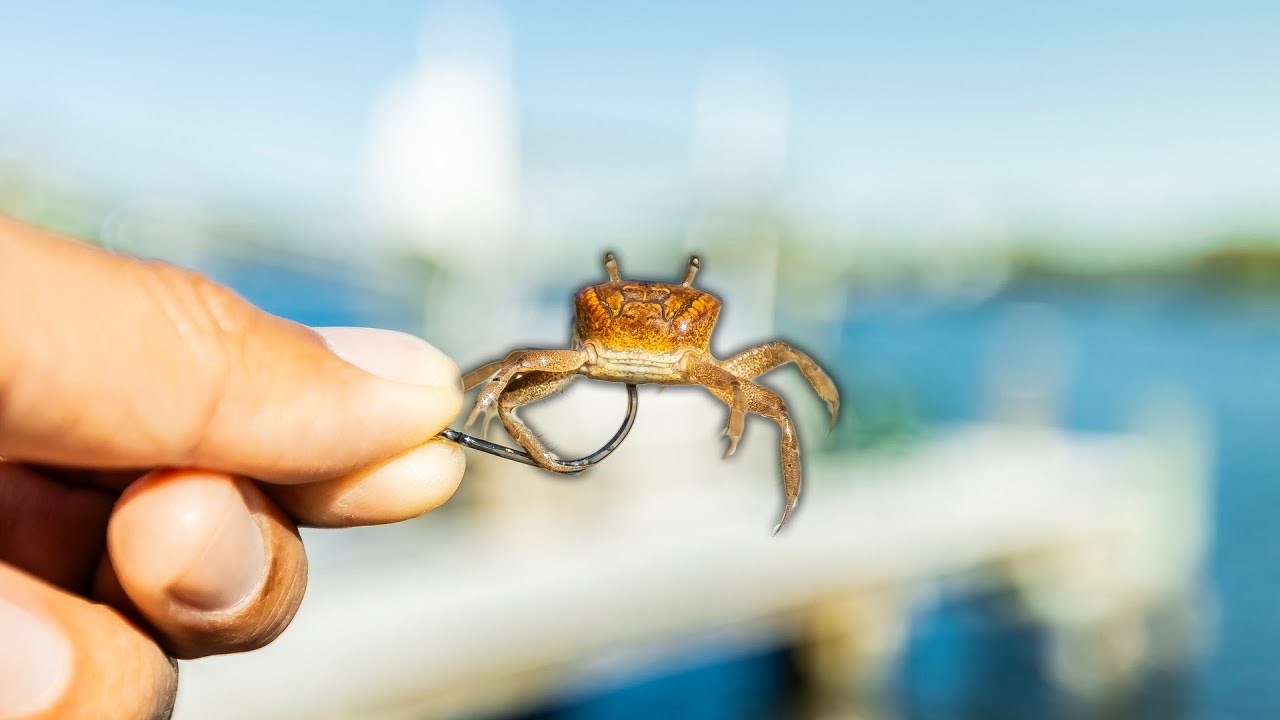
[572,281,721,362]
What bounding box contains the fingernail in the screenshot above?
[165,477,267,612]
[315,327,460,388]
[0,597,71,718]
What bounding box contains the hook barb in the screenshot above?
[441,384,638,474]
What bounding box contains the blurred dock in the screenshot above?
[173,412,1209,720]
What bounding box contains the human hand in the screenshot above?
[0,214,465,719]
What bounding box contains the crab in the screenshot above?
[462,253,840,531]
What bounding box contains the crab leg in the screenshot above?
[465,349,589,429]
[722,341,840,426]
[687,361,749,457]
[462,356,512,391]
[690,359,801,533]
[463,352,526,437]
[490,371,586,472]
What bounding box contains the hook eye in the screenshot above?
[441,384,638,475]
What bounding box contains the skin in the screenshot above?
[464,253,840,532]
[0,214,465,719]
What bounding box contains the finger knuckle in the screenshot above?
[138,261,249,458]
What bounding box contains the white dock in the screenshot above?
[173,390,1209,720]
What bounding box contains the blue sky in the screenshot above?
[2,1,1277,244]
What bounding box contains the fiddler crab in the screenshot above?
[461,253,840,532]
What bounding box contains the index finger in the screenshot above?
[0,214,462,483]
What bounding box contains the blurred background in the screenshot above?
[3,2,1279,718]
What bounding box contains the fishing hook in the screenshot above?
[441,383,638,475]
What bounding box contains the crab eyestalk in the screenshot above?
[604,252,621,282]
[682,255,701,287]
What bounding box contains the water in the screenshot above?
[838,285,1280,719]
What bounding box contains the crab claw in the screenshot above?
[480,408,497,441]
[465,388,498,430]
[722,417,744,458]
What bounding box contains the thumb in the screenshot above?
[0,214,462,482]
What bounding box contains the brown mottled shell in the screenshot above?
[574,280,721,356]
